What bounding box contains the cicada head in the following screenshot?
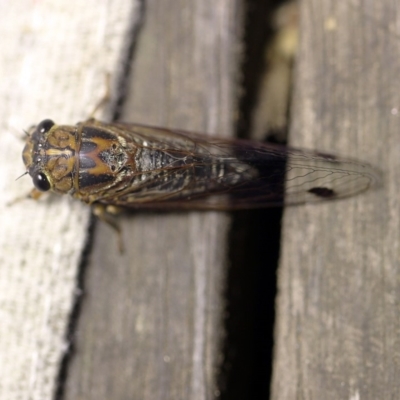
[22,119,78,194]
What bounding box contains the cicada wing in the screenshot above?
[281,147,381,205]
[94,123,381,210]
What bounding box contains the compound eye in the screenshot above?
[32,172,51,191]
[37,119,55,134]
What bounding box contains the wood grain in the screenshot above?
[64,1,242,399]
[272,1,400,399]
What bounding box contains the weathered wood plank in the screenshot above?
[65,1,243,399]
[0,2,137,399]
[273,1,400,398]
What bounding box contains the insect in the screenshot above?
[22,118,380,213]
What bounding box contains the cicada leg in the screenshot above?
[92,203,125,253]
[29,188,44,200]
[7,188,45,206]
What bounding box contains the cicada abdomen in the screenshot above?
[22,119,381,210]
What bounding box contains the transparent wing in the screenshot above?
[96,123,381,210]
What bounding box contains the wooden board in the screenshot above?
[64,1,243,399]
[272,1,400,398]
[0,2,138,399]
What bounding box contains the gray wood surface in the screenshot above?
[272,1,400,399]
[65,1,242,399]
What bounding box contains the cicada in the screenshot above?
[22,119,380,211]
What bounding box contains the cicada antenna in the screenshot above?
[15,171,29,181]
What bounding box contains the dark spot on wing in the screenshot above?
[308,187,336,198]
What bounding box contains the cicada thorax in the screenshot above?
[75,123,132,199]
